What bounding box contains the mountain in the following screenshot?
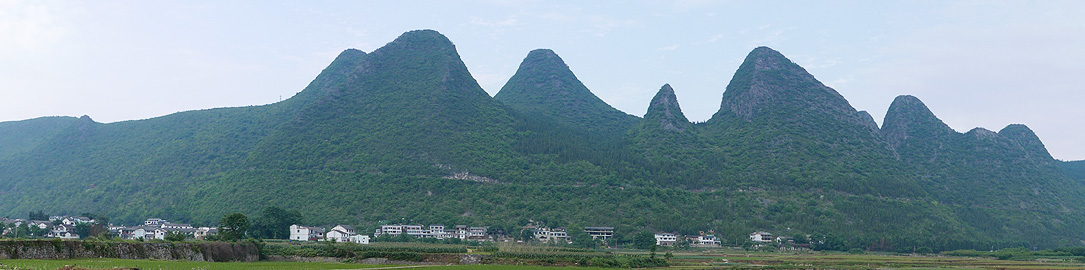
[495,49,638,135]
[1061,160,1085,182]
[882,96,1079,205]
[0,116,80,160]
[641,84,691,133]
[1,31,1082,251]
[246,29,518,176]
[703,46,917,196]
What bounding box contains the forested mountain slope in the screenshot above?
[1062,160,1085,182]
[495,49,639,135]
[1,30,1082,250]
[701,47,919,196]
[0,116,80,160]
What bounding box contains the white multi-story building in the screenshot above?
[349,234,370,244]
[697,235,721,246]
[584,227,614,241]
[144,218,167,227]
[195,227,218,239]
[376,225,403,236]
[532,227,569,243]
[750,231,773,243]
[467,227,488,240]
[654,233,677,246]
[403,225,426,237]
[428,225,445,238]
[289,224,325,241]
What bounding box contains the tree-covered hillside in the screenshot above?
[1061,160,1085,182]
[0,30,1082,250]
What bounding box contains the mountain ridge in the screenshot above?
[0,30,1081,250]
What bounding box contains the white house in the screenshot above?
[654,233,677,246]
[696,235,721,246]
[349,234,370,244]
[331,225,355,234]
[428,225,445,238]
[467,227,488,240]
[532,227,569,243]
[195,227,218,239]
[584,227,614,241]
[162,222,193,230]
[60,216,94,226]
[325,225,368,244]
[144,218,167,227]
[403,225,426,237]
[750,231,773,243]
[376,225,403,236]
[326,229,351,242]
[289,224,325,241]
[131,226,157,240]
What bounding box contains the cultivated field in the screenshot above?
[3,248,1085,269]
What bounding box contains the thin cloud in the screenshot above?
[655,44,680,52]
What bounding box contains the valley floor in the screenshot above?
[3,251,1085,270]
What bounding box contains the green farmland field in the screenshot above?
[3,251,1085,269]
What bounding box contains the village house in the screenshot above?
[143,218,167,227]
[60,216,94,225]
[654,233,677,246]
[750,231,773,242]
[289,224,325,241]
[584,227,614,241]
[194,227,218,240]
[428,225,445,238]
[696,235,722,247]
[349,234,371,244]
[532,227,569,243]
[467,226,488,240]
[324,225,369,244]
[375,225,403,236]
[161,222,194,230]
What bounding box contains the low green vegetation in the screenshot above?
[0,258,394,270]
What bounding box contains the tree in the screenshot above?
[250,206,302,239]
[568,225,598,249]
[165,232,186,242]
[218,212,250,241]
[28,210,47,221]
[634,231,656,250]
[74,223,91,238]
[519,229,535,242]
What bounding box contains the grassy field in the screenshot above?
[3,250,1085,269]
[664,251,1085,269]
[0,259,614,270]
[0,259,395,270]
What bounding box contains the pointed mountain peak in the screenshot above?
[857,110,878,130]
[496,49,637,133]
[714,46,859,124]
[369,29,458,59]
[999,124,1054,160]
[745,46,794,71]
[644,84,691,132]
[335,48,366,61]
[389,29,454,47]
[882,95,953,149]
[282,48,368,107]
[524,48,560,62]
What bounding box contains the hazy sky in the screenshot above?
[2,0,1083,160]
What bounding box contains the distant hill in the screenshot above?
[495,49,639,135]
[0,116,79,160]
[1,30,1082,251]
[1061,160,1085,182]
